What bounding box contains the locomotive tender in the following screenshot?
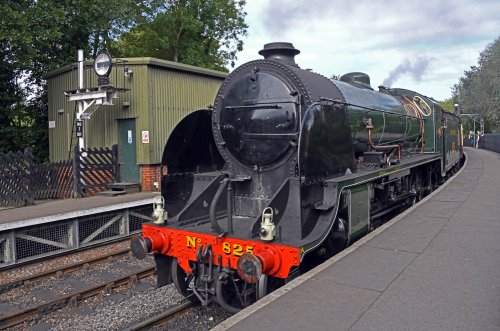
[131,42,463,312]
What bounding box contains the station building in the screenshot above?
[45,57,226,191]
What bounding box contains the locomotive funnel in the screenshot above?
[340,72,373,90]
[259,42,300,65]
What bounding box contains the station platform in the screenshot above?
[0,191,157,230]
[216,147,500,330]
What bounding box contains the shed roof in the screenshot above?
[44,57,228,80]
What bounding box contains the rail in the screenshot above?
[0,265,155,329]
[124,301,195,331]
[0,247,130,294]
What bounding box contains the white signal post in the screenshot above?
[77,49,85,150]
[65,49,127,151]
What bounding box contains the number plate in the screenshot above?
[222,241,254,256]
[185,235,254,257]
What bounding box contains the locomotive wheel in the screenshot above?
[216,273,257,314]
[171,258,199,303]
[406,194,417,207]
[410,195,417,206]
[328,217,348,255]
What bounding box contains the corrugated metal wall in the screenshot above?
[48,66,80,161]
[148,66,223,163]
[47,58,226,164]
[47,63,138,161]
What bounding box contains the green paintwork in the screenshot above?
[299,153,442,257]
[118,118,139,182]
[442,112,462,173]
[348,184,370,241]
[331,82,425,156]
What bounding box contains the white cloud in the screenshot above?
[230,0,500,100]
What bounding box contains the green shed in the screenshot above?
[45,57,226,191]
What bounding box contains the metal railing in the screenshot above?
[0,202,152,268]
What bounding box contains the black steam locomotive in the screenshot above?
[132,42,463,312]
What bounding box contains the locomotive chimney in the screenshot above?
[340,72,374,90]
[259,42,300,66]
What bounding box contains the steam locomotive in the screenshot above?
[131,42,463,312]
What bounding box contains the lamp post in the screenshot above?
[460,113,483,147]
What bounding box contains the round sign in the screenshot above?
[94,51,112,77]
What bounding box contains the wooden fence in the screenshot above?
[32,159,73,200]
[73,145,120,197]
[0,145,119,207]
[0,149,34,206]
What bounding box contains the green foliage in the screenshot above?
[438,98,456,113]
[453,37,500,132]
[110,0,248,71]
[2,0,156,86]
[0,0,247,160]
[1,0,155,160]
[1,2,48,159]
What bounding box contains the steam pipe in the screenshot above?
[366,118,401,162]
[210,178,229,236]
[402,95,425,155]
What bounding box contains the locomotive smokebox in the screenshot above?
[258,42,300,65]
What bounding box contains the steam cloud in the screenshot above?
[382,57,431,87]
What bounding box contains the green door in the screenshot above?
[118,119,139,182]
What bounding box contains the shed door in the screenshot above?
[118,119,139,182]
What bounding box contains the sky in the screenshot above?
[229,0,500,101]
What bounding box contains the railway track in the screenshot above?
[0,247,156,329]
[0,248,131,295]
[124,301,195,331]
[0,266,155,329]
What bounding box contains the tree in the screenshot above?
[0,1,49,159]
[453,37,500,131]
[0,0,247,160]
[438,98,455,113]
[0,0,158,160]
[111,0,248,71]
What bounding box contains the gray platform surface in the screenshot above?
[217,147,500,331]
[0,191,158,229]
